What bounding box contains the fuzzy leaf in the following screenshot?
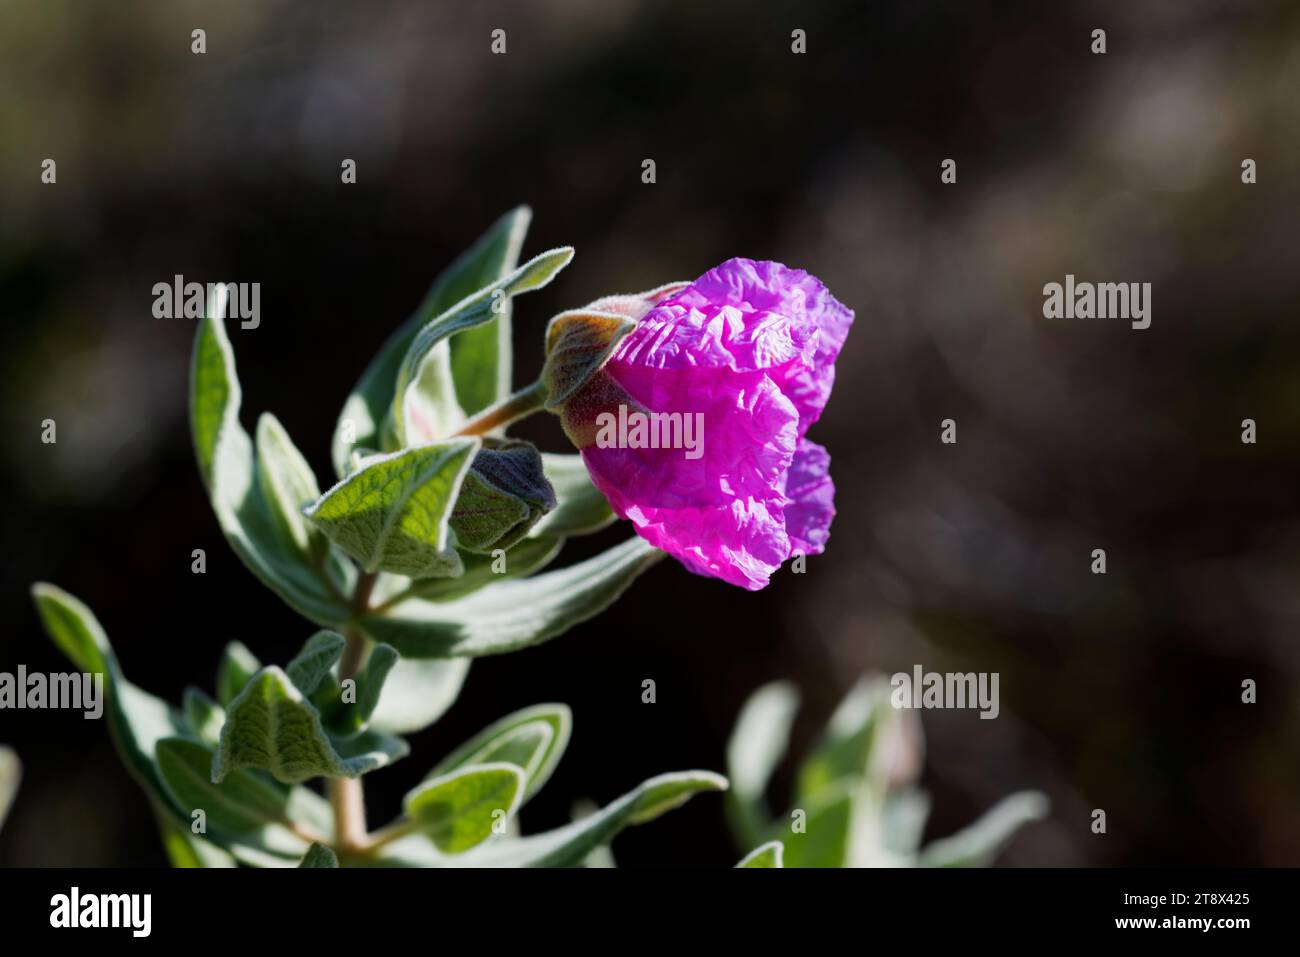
[531,454,614,538]
[191,313,352,624]
[305,440,479,579]
[255,413,326,561]
[327,643,400,736]
[216,641,262,707]
[367,657,470,736]
[917,792,1049,868]
[285,631,346,696]
[360,536,663,658]
[299,843,339,868]
[444,771,727,867]
[387,536,563,605]
[156,737,327,858]
[213,667,408,784]
[450,441,555,553]
[404,763,524,854]
[32,584,188,819]
[795,677,888,802]
[737,841,784,868]
[182,688,226,747]
[390,245,574,446]
[726,681,800,847]
[778,786,855,868]
[432,703,571,802]
[331,207,532,476]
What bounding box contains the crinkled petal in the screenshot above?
[591,368,799,508]
[783,438,836,555]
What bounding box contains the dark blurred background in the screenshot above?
[3,0,1299,867]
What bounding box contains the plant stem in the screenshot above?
[329,579,379,854]
[453,381,547,437]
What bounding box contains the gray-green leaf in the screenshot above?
[737,841,784,868]
[444,771,727,867]
[367,657,470,736]
[404,763,524,853]
[431,703,571,803]
[304,439,479,579]
[390,245,574,446]
[917,791,1048,868]
[191,314,352,624]
[331,207,532,476]
[32,584,189,820]
[182,687,226,747]
[726,681,800,848]
[255,412,326,561]
[360,536,663,658]
[299,842,339,868]
[285,631,346,696]
[156,737,328,857]
[213,667,409,784]
[216,641,261,707]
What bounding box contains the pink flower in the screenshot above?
[562,258,853,590]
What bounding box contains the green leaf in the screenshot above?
[443,771,727,867]
[726,681,800,848]
[794,677,889,802]
[216,641,262,706]
[390,245,574,446]
[778,785,855,868]
[360,536,663,658]
[404,763,524,854]
[917,791,1049,868]
[431,703,571,803]
[156,810,237,868]
[191,314,352,625]
[182,687,226,747]
[384,536,563,606]
[331,207,532,476]
[305,439,479,579]
[531,455,614,538]
[737,841,784,868]
[256,413,327,561]
[541,309,636,409]
[0,746,19,833]
[367,657,471,736]
[213,667,408,784]
[399,341,466,446]
[155,737,327,858]
[881,790,931,858]
[285,631,346,696]
[450,441,555,553]
[329,643,400,735]
[299,843,339,868]
[32,584,189,819]
[448,211,532,416]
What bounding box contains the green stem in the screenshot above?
[453,381,547,437]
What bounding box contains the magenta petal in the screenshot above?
[784,439,836,555]
[594,368,798,508]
